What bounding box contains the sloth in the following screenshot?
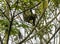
[23,9,37,26]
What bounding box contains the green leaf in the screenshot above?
[24,0,29,2]
[0,0,2,2]
[11,27,19,35]
[52,0,60,7]
[18,23,29,28]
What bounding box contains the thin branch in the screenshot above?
[5,0,11,10]
[24,12,59,42]
[0,35,3,44]
[25,14,60,44]
[18,8,46,44]
[5,0,12,17]
[18,7,60,44]
[46,27,60,44]
[14,1,42,17]
[0,9,10,21]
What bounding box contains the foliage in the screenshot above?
[0,0,60,44]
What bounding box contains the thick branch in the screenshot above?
[6,16,14,44]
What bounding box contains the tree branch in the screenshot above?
[18,8,46,44]
[5,0,12,17]
[25,12,59,42]
[14,1,42,17]
[18,6,60,44]
[46,27,60,44]
[6,16,14,44]
[0,35,3,44]
[0,9,10,21]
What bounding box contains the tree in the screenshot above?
[0,0,60,44]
